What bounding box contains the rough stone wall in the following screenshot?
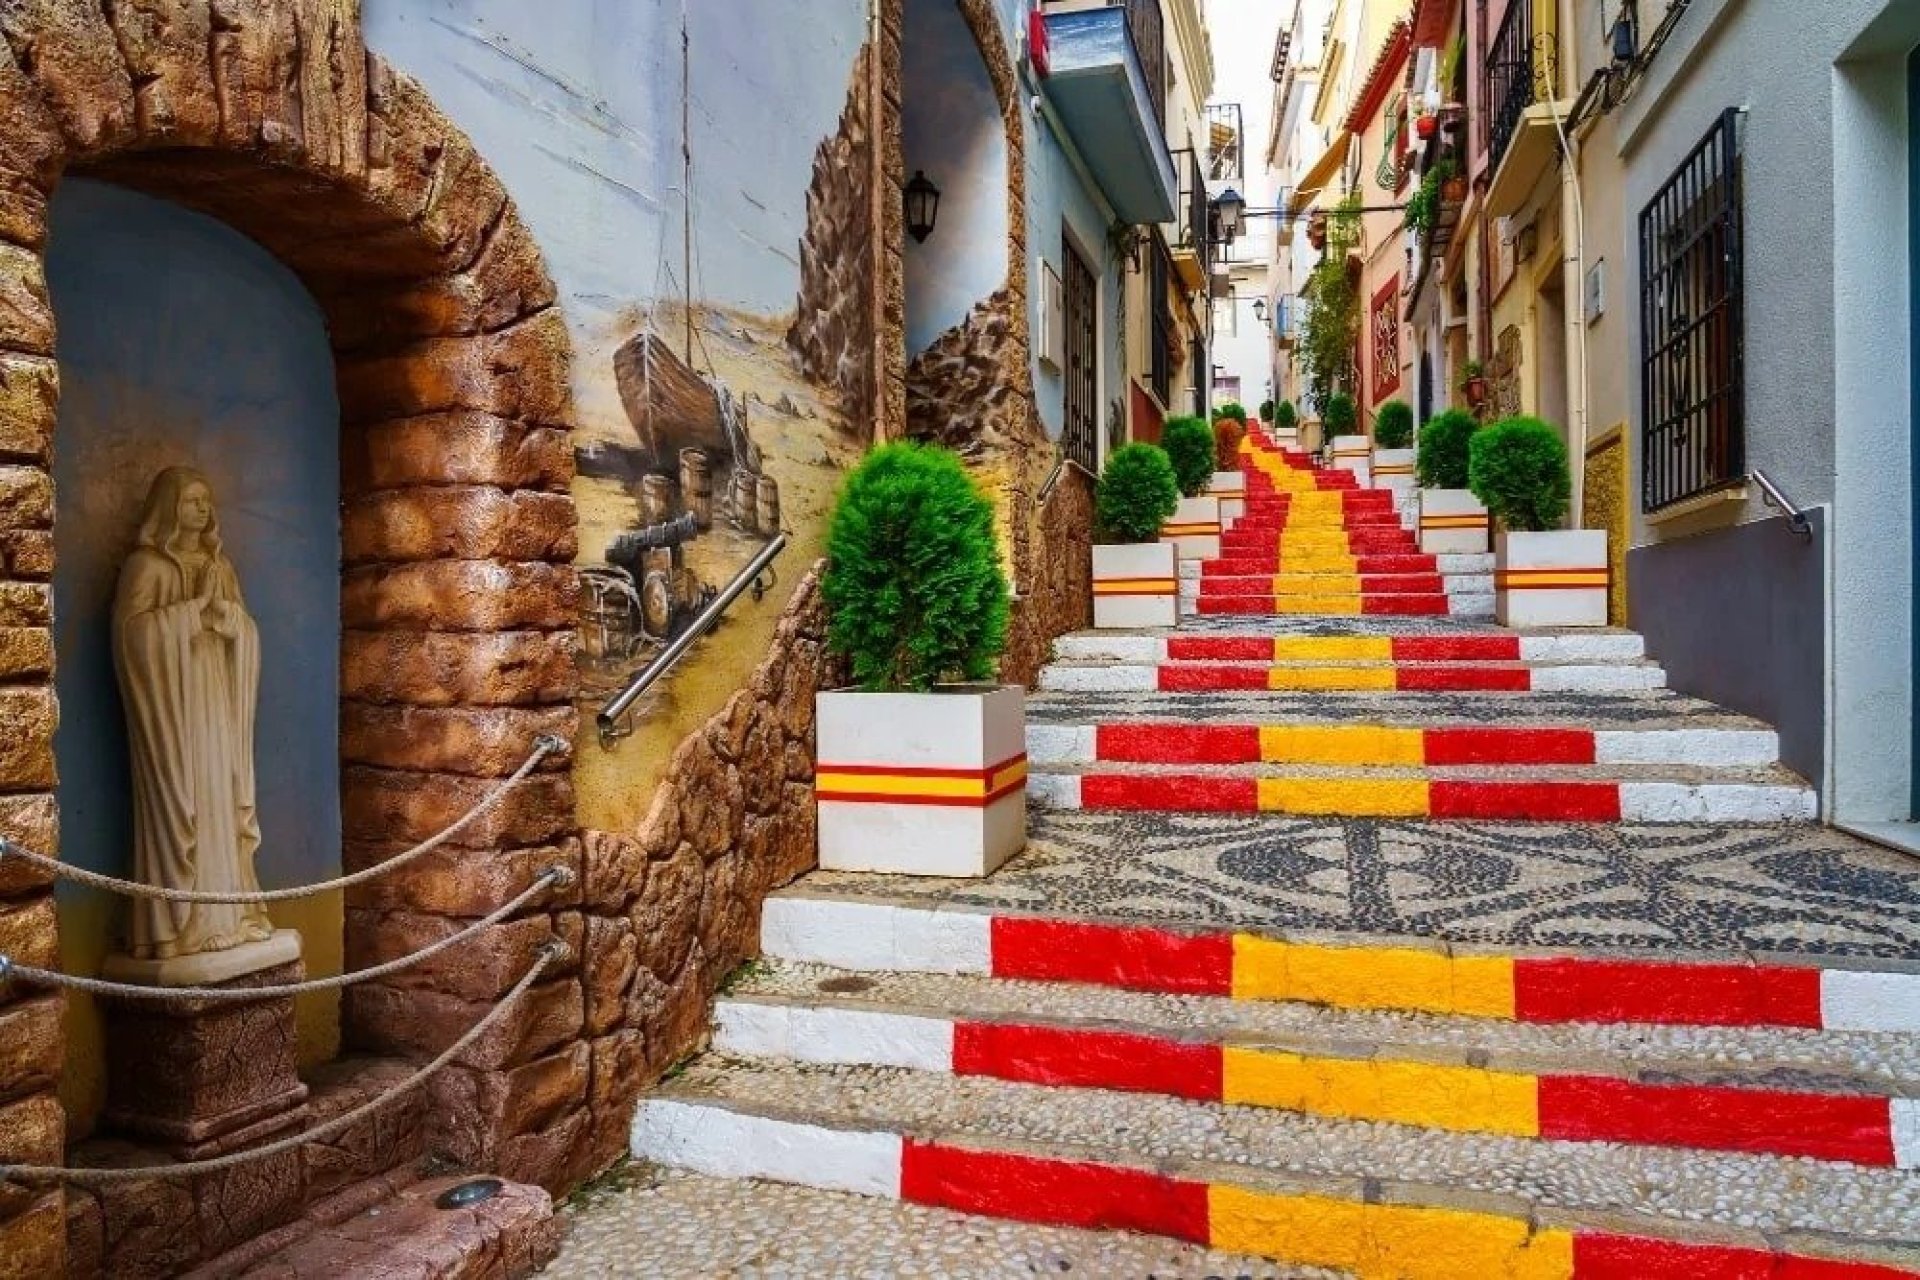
[788,41,878,434]
[904,290,1026,459]
[570,565,842,1165]
[0,3,591,1271]
[1583,429,1629,627]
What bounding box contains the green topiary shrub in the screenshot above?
[1468,416,1571,532]
[1096,442,1180,544]
[1373,400,1414,450]
[1273,400,1298,429]
[1211,401,1249,426]
[1161,416,1217,497]
[1323,393,1357,437]
[1214,415,1246,471]
[823,441,1009,691]
[1259,398,1276,423]
[1416,408,1479,488]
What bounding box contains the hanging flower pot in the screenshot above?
[1306,210,1328,250]
[1465,376,1490,407]
[1442,173,1469,203]
[1415,114,1438,140]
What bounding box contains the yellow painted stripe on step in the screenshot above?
[1274,598,1367,617]
[1231,936,1518,1019]
[1208,1186,1575,1280]
[1219,1047,1541,1137]
[1274,574,1362,596]
[1259,725,1424,765]
[1267,667,1398,691]
[1256,778,1429,816]
[1270,636,1393,661]
[1278,554,1358,574]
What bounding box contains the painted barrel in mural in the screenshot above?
[727,468,759,531]
[1330,435,1372,486]
[1495,529,1610,627]
[815,685,1027,877]
[1159,495,1223,562]
[1209,470,1246,531]
[679,448,712,530]
[1092,542,1179,629]
[640,473,676,524]
[1418,488,1492,554]
[756,474,782,537]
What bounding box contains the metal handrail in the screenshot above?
[1037,451,1099,507]
[1749,469,1812,541]
[596,533,789,747]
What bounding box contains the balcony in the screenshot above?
[1168,147,1212,292]
[1042,2,1178,223]
[1482,0,1568,219]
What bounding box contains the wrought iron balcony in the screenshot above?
[1486,0,1536,171]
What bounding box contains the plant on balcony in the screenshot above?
[1162,416,1217,497]
[1404,159,1462,240]
[823,441,1008,691]
[1458,359,1489,409]
[1323,392,1358,438]
[1213,415,1247,470]
[1416,408,1480,488]
[1326,193,1364,254]
[1373,399,1415,449]
[1468,416,1570,532]
[1095,443,1180,543]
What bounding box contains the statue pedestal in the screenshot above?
[98,930,310,1160]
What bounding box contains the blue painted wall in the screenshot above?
[904,0,1010,354]
[46,179,342,897]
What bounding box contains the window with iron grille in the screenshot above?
[1149,231,1173,407]
[1639,109,1745,513]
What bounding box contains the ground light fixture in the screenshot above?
[904,170,941,243]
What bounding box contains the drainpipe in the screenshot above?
[1548,0,1590,528]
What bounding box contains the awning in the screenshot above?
[1286,131,1351,215]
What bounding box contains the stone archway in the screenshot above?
[0,4,578,1272]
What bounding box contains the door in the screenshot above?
[1063,234,1098,470]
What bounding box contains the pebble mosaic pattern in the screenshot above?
[733,962,1920,1093]
[1026,689,1747,728]
[549,1164,1328,1278]
[662,1058,1920,1247]
[804,810,1920,960]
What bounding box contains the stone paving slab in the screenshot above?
[1025,688,1759,728]
[729,961,1920,1093]
[659,1058,1920,1248]
[796,810,1920,961]
[548,1162,1325,1279]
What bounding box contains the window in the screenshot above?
[1214,374,1242,404]
[1214,297,1238,337]
[1639,109,1745,513]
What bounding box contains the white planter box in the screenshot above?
[1159,495,1222,562]
[1208,471,1246,529]
[816,685,1027,877]
[1331,435,1371,486]
[1092,541,1178,629]
[1496,529,1609,628]
[1372,447,1416,492]
[1418,488,1491,554]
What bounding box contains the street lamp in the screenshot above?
[1252,298,1267,324]
[1212,187,1247,241]
[904,170,941,244]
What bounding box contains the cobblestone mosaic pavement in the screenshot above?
[800,810,1920,960]
[549,1163,1329,1278]
[662,1059,1920,1247]
[1025,688,1749,728]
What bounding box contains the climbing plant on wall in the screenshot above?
[1298,254,1359,412]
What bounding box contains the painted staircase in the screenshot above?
[624,426,1917,1278]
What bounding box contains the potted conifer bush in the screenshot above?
[1469,417,1606,627]
[1415,407,1489,553]
[816,442,1023,876]
[1324,392,1368,483]
[1092,442,1180,629]
[1371,399,1418,529]
[1272,399,1299,447]
[1161,415,1224,560]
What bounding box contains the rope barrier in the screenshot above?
[0,735,564,905]
[0,866,570,1004]
[0,939,566,1185]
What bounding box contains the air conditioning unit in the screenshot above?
[1037,260,1065,370]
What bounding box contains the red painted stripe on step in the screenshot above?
[1196,596,1275,615]
[1080,773,1257,812]
[1166,636,1271,661]
[1538,1075,1895,1165]
[952,1022,1224,1102]
[1396,665,1534,692]
[1429,781,1622,821]
[1424,728,1596,765]
[1392,635,1521,661]
[1572,1233,1919,1279]
[1513,959,1827,1028]
[989,917,1234,995]
[1158,663,1269,692]
[1362,595,1451,615]
[901,1141,1214,1243]
[1097,724,1259,764]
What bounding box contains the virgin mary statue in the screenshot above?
[112,467,274,961]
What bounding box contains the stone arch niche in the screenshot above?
[0,4,579,1273]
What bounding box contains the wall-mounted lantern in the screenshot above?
[1252,298,1268,324]
[1610,1,1639,67]
[1211,187,1246,243]
[905,171,941,244]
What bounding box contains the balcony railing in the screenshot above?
[1205,102,1244,183]
[1171,147,1212,265]
[1124,0,1166,127]
[1485,0,1534,170]
[1149,229,1174,406]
